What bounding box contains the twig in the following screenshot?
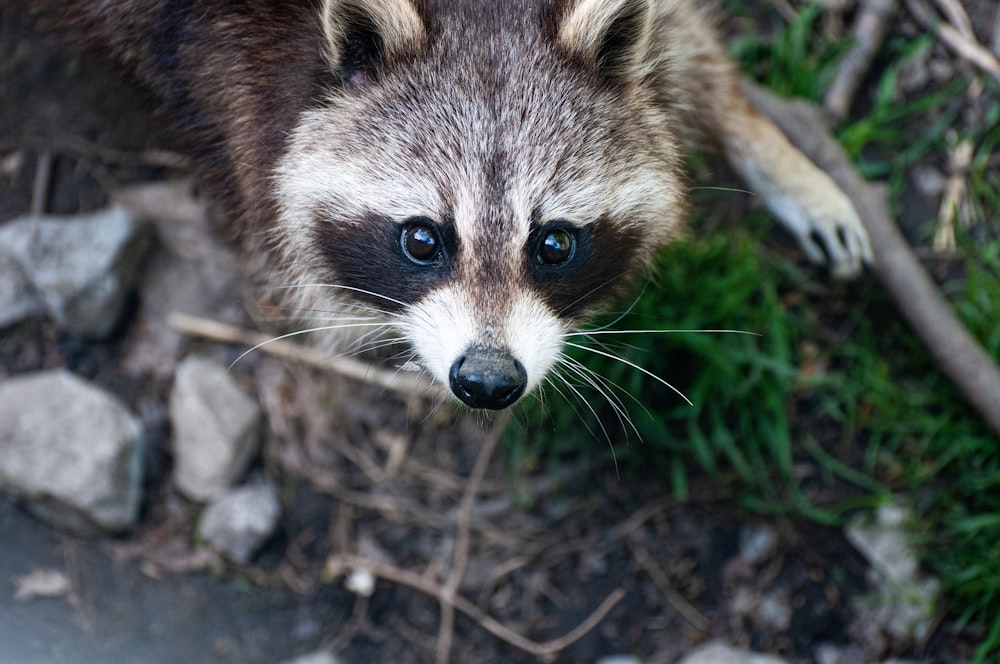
[328,553,626,660]
[905,0,1000,86]
[933,136,975,251]
[435,411,509,664]
[612,497,710,632]
[26,134,190,171]
[824,0,898,121]
[992,5,1000,58]
[30,151,52,216]
[623,534,711,632]
[743,79,1000,440]
[930,0,974,40]
[166,311,445,400]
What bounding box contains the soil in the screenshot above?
[0,2,990,663]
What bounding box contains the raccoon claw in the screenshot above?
[799,212,873,280]
[772,189,873,280]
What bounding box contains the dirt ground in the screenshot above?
[0,2,990,663]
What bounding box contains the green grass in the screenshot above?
[507,3,1000,659]
[509,226,801,501]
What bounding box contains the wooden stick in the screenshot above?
[166,311,445,399]
[824,0,898,121]
[744,80,1000,439]
[906,0,1000,85]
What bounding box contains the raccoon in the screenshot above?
[55,0,871,410]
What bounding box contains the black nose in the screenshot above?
[449,348,527,410]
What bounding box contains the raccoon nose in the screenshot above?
[449,348,527,410]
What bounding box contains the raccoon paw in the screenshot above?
[768,185,873,279]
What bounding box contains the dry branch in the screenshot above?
[744,80,1000,439]
[327,553,626,660]
[905,0,1000,85]
[435,410,509,664]
[824,0,898,120]
[167,311,445,400]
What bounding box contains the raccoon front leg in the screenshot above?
[658,2,872,277]
[715,92,873,278]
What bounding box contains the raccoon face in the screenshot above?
[275,0,685,410]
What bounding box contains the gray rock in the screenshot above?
[170,355,262,501]
[679,644,789,664]
[275,652,341,664]
[846,503,940,645]
[0,206,152,339]
[738,523,779,566]
[0,370,145,534]
[596,656,642,664]
[0,250,42,329]
[199,479,280,563]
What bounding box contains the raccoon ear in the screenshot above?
[320,0,426,84]
[555,0,655,78]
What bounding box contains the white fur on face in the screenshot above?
[402,285,566,396]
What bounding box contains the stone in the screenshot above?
[170,355,262,501]
[0,370,145,534]
[199,479,281,563]
[846,502,940,644]
[0,206,152,339]
[738,523,779,565]
[275,652,341,664]
[679,644,789,664]
[0,250,42,329]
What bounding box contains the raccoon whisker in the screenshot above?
[273,283,409,310]
[547,366,619,474]
[565,328,760,337]
[579,287,647,334]
[536,373,602,442]
[557,355,642,443]
[687,185,754,195]
[228,321,396,369]
[557,276,623,316]
[339,336,410,359]
[563,341,693,406]
[276,302,401,321]
[558,353,654,423]
[266,313,387,325]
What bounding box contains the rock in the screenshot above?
[0,206,152,339]
[199,479,280,563]
[738,523,779,565]
[846,502,940,645]
[596,656,642,664]
[114,181,246,378]
[0,370,145,534]
[275,651,341,664]
[345,569,375,597]
[679,644,789,664]
[170,355,262,501]
[0,250,42,329]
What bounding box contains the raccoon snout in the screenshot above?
[448,347,527,410]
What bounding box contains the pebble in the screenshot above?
[678,643,789,664]
[0,369,145,534]
[738,522,779,566]
[846,502,940,644]
[275,651,341,664]
[199,478,281,563]
[596,656,642,664]
[170,355,262,501]
[0,206,152,339]
[0,250,42,329]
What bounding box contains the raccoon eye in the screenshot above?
[401,218,442,265]
[537,227,576,266]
